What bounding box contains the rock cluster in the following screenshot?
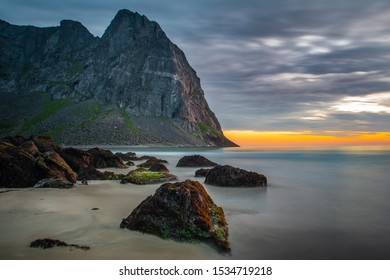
[0,135,129,187]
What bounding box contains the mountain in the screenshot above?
[0,10,236,147]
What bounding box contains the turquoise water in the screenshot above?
[113,147,390,259]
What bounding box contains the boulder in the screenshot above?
[125,160,135,166]
[121,168,177,185]
[30,136,61,153]
[36,151,77,183]
[34,178,74,189]
[120,180,230,252]
[176,155,218,167]
[205,165,267,187]
[149,163,169,173]
[0,144,41,188]
[60,147,93,171]
[195,168,211,177]
[87,147,126,168]
[140,156,168,163]
[114,152,136,161]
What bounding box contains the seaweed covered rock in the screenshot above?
[120,180,230,252]
[205,165,267,187]
[176,155,217,167]
[121,168,176,185]
[87,147,126,168]
[30,238,90,250]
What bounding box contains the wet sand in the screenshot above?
[0,178,225,260]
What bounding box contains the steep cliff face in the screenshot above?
[0,10,236,147]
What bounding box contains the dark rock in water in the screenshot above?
[80,179,88,185]
[126,156,143,161]
[125,160,135,166]
[77,167,123,180]
[120,180,230,252]
[176,155,218,167]
[34,178,74,189]
[205,165,267,187]
[122,168,176,185]
[91,207,99,210]
[139,156,168,163]
[30,238,90,250]
[35,151,77,183]
[30,136,61,153]
[195,168,210,177]
[115,152,136,161]
[149,163,169,173]
[87,147,126,168]
[136,157,168,168]
[137,159,158,168]
[60,147,93,171]
[0,144,42,188]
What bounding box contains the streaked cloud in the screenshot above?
[1,0,390,135]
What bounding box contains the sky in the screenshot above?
[1,0,390,148]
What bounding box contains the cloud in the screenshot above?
[1,0,390,133]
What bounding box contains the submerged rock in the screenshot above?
[34,178,74,189]
[120,180,230,252]
[176,155,218,167]
[30,238,90,250]
[205,165,267,187]
[122,168,176,185]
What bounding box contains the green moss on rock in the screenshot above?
[122,168,177,185]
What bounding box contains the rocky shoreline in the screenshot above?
[0,135,267,253]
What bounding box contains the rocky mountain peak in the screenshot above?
[0,10,237,147]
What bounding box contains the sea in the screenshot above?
[1,147,390,260]
[111,147,390,260]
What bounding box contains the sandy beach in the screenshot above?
[0,177,224,260]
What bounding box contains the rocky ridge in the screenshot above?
[0,10,236,147]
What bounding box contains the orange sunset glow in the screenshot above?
[224,130,390,149]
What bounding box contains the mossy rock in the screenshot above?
[122,168,177,185]
[120,180,230,252]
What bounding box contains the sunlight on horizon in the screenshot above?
[224,130,390,150]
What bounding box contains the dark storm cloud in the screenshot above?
[1,0,390,132]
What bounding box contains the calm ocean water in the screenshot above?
[113,147,390,259]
